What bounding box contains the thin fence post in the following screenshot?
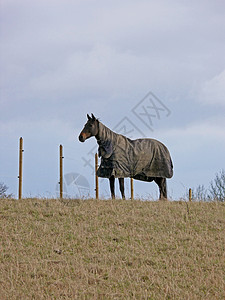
[59,145,63,199]
[130,178,134,200]
[189,188,192,202]
[18,137,24,200]
[95,153,99,199]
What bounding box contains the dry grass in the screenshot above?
[0,198,224,299]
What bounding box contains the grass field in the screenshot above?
[0,198,224,299]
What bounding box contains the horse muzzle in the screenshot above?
[79,133,86,142]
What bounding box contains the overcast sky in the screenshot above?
[1,0,225,199]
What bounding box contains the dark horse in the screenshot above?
[79,114,173,200]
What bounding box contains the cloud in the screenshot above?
[1,0,225,104]
[1,0,225,198]
[198,70,225,106]
[155,117,225,198]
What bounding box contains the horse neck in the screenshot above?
[95,122,116,143]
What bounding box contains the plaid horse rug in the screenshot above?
[97,122,173,180]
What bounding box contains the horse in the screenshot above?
[79,114,173,200]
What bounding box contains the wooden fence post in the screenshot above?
[130,178,134,200]
[59,145,64,199]
[189,188,192,202]
[18,137,24,200]
[95,153,99,199]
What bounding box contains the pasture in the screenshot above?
[0,199,224,299]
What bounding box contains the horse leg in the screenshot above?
[119,178,125,199]
[154,177,167,200]
[109,176,115,199]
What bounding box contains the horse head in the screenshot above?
[79,113,99,142]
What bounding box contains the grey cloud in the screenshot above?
[1,0,225,198]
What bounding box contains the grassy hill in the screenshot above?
[0,199,224,299]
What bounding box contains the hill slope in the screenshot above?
[0,199,224,299]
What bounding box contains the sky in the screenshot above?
[0,0,225,199]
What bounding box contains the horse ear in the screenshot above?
[87,114,91,120]
[91,113,96,120]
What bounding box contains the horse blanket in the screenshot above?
[96,122,173,180]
